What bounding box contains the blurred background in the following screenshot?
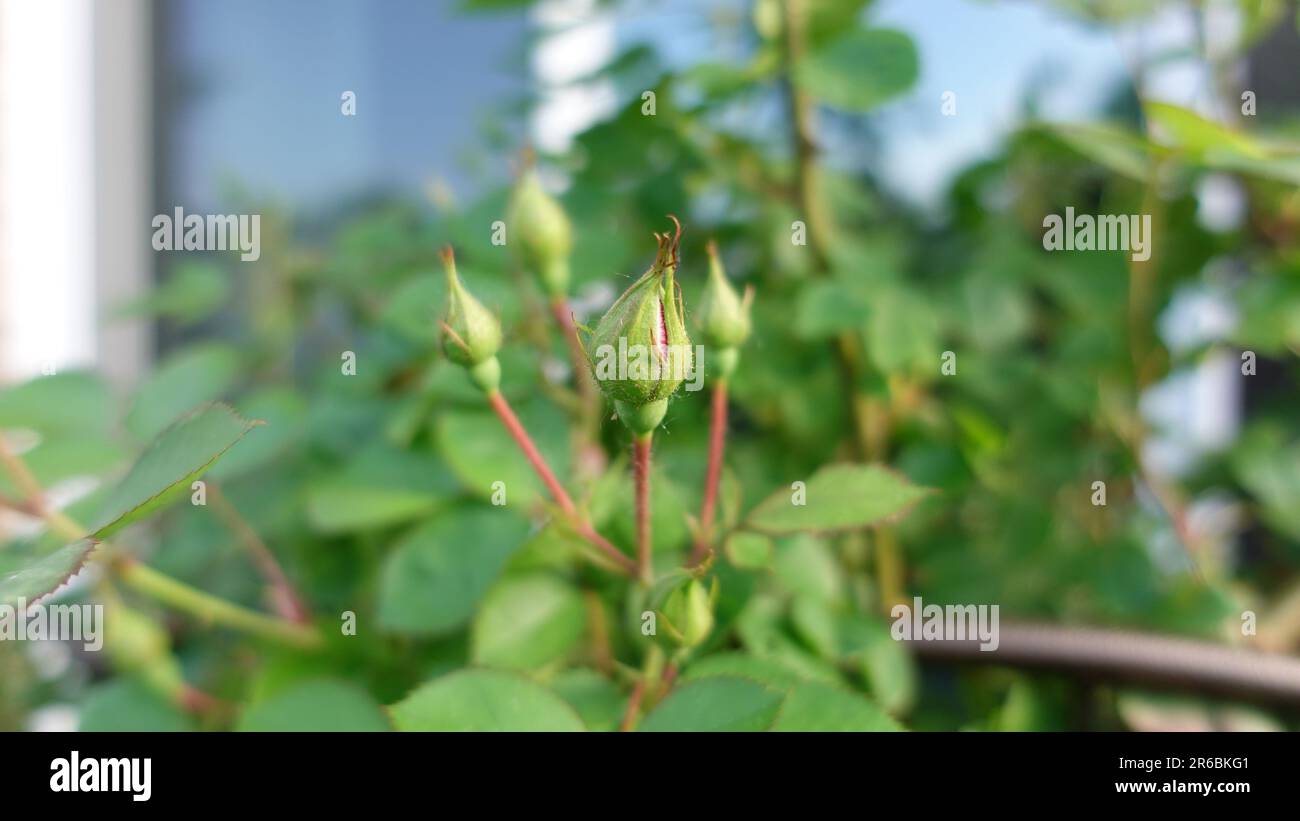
[2,0,1300,731]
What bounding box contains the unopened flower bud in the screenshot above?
[509,166,572,298]
[587,218,693,432]
[660,578,716,648]
[698,240,753,350]
[440,247,502,392]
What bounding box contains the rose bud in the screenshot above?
[439,246,503,393]
[586,217,693,435]
[508,166,572,299]
[658,577,717,649]
[696,240,753,381]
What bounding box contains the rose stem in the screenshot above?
[689,378,728,566]
[485,388,636,576]
[633,432,653,583]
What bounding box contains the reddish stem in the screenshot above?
[619,681,646,732]
[488,390,576,515]
[689,380,728,566]
[633,434,653,582]
[487,390,636,576]
[209,482,310,624]
[659,662,679,697]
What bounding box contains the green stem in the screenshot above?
[113,556,322,649]
[0,447,322,651]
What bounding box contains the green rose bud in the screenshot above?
[659,578,717,648]
[587,218,693,431]
[698,240,753,349]
[509,166,572,298]
[439,246,503,392]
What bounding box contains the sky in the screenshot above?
[162,0,1197,211]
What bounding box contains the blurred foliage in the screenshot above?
[3,0,1300,731]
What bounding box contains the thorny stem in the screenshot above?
[485,388,637,576]
[208,481,311,624]
[0,439,321,650]
[633,433,653,583]
[689,379,728,566]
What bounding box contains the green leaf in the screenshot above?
[639,676,784,732]
[389,669,584,731]
[1042,122,1153,181]
[725,532,773,570]
[236,679,391,731]
[125,343,242,441]
[1144,101,1265,159]
[92,403,261,540]
[772,535,845,603]
[840,614,917,714]
[79,679,192,732]
[681,652,811,690]
[1232,433,1300,540]
[0,371,113,435]
[471,573,586,670]
[0,541,97,607]
[0,434,128,498]
[305,444,459,533]
[506,521,586,572]
[1198,151,1300,186]
[794,29,918,111]
[437,404,569,511]
[806,0,872,46]
[770,681,904,731]
[551,669,626,732]
[211,387,307,480]
[745,463,931,535]
[790,595,839,659]
[794,281,870,340]
[382,274,442,343]
[864,285,941,376]
[457,0,532,10]
[377,506,528,634]
[117,261,230,325]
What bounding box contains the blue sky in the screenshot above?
[165,0,1132,211]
